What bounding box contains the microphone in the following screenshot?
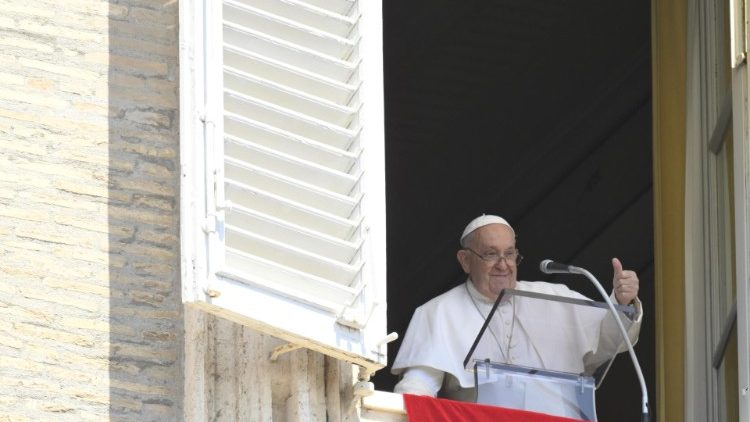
[539,259,574,274]
[539,259,650,422]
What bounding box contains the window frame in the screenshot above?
[684,0,750,419]
[178,0,390,375]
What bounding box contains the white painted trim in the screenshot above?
[352,0,388,368]
[180,0,210,305]
[179,0,389,374]
[180,3,210,421]
[733,44,750,422]
[204,0,226,295]
[187,273,386,373]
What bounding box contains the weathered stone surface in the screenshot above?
[0,2,379,421]
[0,1,182,420]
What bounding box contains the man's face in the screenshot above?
[457,224,518,300]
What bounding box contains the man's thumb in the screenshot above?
[612,257,623,275]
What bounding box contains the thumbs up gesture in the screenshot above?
[612,257,639,305]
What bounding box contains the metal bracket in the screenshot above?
[216,200,233,211]
[269,343,303,361]
[199,111,216,128]
[353,380,375,397]
[337,298,379,330]
[203,288,220,298]
[733,52,747,69]
[370,332,398,357]
[202,214,217,234]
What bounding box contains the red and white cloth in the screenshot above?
[402,394,587,422]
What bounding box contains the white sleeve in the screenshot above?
[583,294,643,374]
[393,366,444,397]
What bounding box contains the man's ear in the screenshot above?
[456,250,471,274]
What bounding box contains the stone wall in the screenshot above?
[185,309,369,422]
[0,0,707,421]
[0,1,182,420]
[0,2,399,421]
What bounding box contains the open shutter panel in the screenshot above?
[188,0,388,370]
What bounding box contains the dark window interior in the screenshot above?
[376,1,655,420]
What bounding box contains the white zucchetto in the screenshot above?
[460,214,515,243]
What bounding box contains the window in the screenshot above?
[685,0,749,419]
[179,0,388,373]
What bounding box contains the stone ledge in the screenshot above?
[360,390,406,422]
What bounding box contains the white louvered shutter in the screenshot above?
[180,0,388,370]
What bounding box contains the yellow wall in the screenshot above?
[652,0,687,421]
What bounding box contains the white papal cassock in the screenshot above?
[391,279,642,401]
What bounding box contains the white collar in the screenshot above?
[465,279,512,305]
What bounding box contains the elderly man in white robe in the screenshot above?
[391,215,643,409]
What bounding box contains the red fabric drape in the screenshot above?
[402,394,587,422]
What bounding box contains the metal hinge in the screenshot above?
[202,202,232,235]
[733,52,747,69]
[202,214,217,234]
[337,299,379,330]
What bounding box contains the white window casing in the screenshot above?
[179,0,389,374]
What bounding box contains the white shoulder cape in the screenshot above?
[391,280,641,388]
